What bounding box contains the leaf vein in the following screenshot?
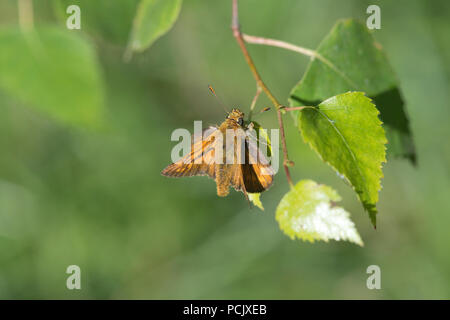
[313,107,368,197]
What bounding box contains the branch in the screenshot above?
[242,33,358,88]
[242,34,316,59]
[281,106,315,112]
[232,0,294,187]
[247,85,262,122]
[231,2,279,108]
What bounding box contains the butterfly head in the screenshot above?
[227,108,245,127]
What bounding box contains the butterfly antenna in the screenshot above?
[251,107,271,120]
[208,85,229,114]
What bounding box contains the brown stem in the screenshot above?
[231,3,273,101]
[276,109,294,185]
[232,0,294,187]
[242,34,316,58]
[281,106,314,112]
[247,85,262,122]
[242,33,359,89]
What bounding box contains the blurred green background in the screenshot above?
[0,0,449,299]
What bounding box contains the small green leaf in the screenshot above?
[248,193,264,210]
[290,19,415,163]
[298,92,386,227]
[276,180,363,246]
[126,0,183,54]
[53,0,140,46]
[0,27,104,128]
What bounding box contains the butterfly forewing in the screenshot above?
[161,127,218,178]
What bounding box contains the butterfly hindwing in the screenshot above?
[242,135,274,193]
[230,130,274,194]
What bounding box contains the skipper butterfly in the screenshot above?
[161,109,274,200]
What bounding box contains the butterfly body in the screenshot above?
[161,109,274,199]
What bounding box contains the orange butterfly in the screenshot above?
[161,109,274,200]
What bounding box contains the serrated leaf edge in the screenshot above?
[298,92,387,227]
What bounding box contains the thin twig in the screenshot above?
[281,106,315,112]
[248,85,262,121]
[243,34,316,58]
[232,0,294,187]
[243,33,359,88]
[231,5,278,108]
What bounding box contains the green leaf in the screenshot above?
[298,92,386,227]
[276,180,363,246]
[248,193,264,210]
[126,0,183,55]
[289,19,415,164]
[0,27,104,128]
[53,0,140,46]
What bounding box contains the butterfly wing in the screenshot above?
[242,136,274,193]
[230,130,274,194]
[161,127,218,178]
